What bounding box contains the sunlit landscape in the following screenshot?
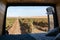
[6,6,49,34]
[6,17,48,34]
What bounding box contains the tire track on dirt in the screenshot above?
[8,19,21,34]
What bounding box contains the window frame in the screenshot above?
[2,3,59,35]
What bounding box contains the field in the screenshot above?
[6,17,48,33]
[6,18,17,30]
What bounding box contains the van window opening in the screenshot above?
[6,6,54,35]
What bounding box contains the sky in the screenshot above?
[7,6,49,17]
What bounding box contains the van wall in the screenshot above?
[0,2,6,35]
[56,4,60,27]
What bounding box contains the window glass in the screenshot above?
[6,6,54,35]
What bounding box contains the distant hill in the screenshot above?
[7,16,48,18]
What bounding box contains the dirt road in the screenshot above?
[8,19,21,34]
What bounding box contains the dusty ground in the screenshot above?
[31,26,47,33]
[8,19,21,34]
[8,19,47,35]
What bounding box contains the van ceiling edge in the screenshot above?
[7,0,56,3]
[0,0,7,4]
[0,0,59,4]
[1,0,60,5]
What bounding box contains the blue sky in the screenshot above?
[7,6,49,17]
